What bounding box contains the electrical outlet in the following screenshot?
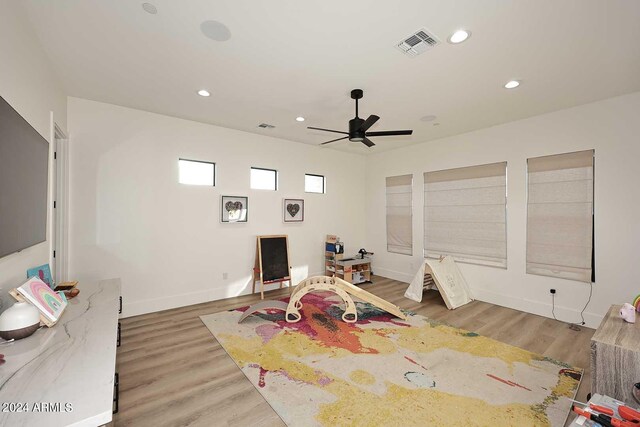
[550,288,556,294]
[223,273,228,280]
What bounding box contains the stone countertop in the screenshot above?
[0,279,121,427]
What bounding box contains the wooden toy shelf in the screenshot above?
[324,236,343,277]
[324,235,371,285]
[335,258,371,285]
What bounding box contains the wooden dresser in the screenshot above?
[591,304,640,408]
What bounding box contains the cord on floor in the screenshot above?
[551,282,593,331]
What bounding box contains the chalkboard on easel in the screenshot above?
[253,235,292,299]
[258,235,290,282]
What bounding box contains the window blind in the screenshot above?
[424,162,507,267]
[386,174,413,255]
[527,150,594,282]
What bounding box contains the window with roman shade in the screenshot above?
[424,162,507,268]
[526,150,594,282]
[386,174,413,255]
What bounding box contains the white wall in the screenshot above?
[68,92,640,325]
[0,2,67,311]
[67,98,367,317]
[366,91,640,328]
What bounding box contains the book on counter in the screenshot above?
[15,276,67,324]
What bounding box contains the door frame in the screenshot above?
[50,116,69,284]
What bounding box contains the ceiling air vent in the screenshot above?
[258,123,275,129]
[397,28,440,57]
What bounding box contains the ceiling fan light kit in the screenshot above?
[308,89,413,148]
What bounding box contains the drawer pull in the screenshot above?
[113,372,119,414]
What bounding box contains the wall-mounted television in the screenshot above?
[0,95,49,258]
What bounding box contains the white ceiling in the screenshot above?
[21,0,640,153]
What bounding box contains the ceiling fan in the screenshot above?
[308,89,413,147]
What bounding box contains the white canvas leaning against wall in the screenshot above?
[385,175,413,255]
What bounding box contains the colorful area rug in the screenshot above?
[200,293,581,426]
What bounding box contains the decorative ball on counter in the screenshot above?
[0,301,40,340]
[620,303,636,324]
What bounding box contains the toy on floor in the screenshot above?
[239,276,406,324]
[620,303,636,323]
[286,276,359,322]
[238,300,289,323]
[405,256,473,309]
[570,394,640,427]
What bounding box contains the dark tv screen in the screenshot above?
[0,95,49,258]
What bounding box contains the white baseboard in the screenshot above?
[373,267,414,284]
[373,272,603,329]
[123,287,232,318]
[121,271,324,318]
[124,269,603,329]
[471,287,603,329]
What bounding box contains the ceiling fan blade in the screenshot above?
[362,137,375,147]
[359,115,380,132]
[321,136,348,145]
[307,126,348,135]
[365,130,413,137]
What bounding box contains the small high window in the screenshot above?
[179,159,215,186]
[251,167,278,190]
[305,174,325,194]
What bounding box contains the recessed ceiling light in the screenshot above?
[200,20,231,42]
[296,116,305,122]
[420,115,437,122]
[197,89,210,97]
[504,80,521,89]
[448,30,470,44]
[141,3,157,14]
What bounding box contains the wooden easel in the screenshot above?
[253,235,293,299]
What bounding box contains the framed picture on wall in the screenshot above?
[221,195,248,223]
[283,198,304,223]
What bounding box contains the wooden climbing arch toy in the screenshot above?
[286,276,358,323]
[239,275,406,323]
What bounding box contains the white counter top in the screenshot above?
[0,279,121,427]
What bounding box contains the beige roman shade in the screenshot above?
[386,174,413,255]
[424,162,507,267]
[527,150,594,282]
